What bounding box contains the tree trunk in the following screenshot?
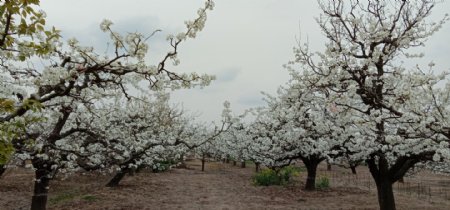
[30,162,52,210]
[106,169,128,187]
[303,158,320,191]
[327,161,332,171]
[374,177,396,210]
[255,163,260,172]
[305,164,318,190]
[241,161,246,168]
[350,165,357,174]
[0,164,5,177]
[201,154,206,172]
[367,157,396,210]
[233,161,236,166]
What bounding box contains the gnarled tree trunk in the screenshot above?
[367,155,420,210]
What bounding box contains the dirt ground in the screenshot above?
[1,160,450,210]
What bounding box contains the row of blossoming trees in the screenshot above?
[1,1,450,210]
[212,1,450,210]
[0,1,237,210]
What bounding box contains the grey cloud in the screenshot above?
[214,67,241,83]
[237,93,264,107]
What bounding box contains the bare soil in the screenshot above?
[1,160,450,210]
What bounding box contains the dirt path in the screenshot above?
[62,161,376,210]
[69,161,315,210]
[1,160,449,210]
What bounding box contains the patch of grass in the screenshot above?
[49,191,98,205]
[315,175,330,190]
[253,169,280,186]
[82,194,97,202]
[253,165,301,186]
[279,165,301,183]
[49,190,79,205]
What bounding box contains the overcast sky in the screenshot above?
[40,0,450,122]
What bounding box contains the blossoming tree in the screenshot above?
[287,0,450,209]
[103,98,233,186]
[243,82,342,190]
